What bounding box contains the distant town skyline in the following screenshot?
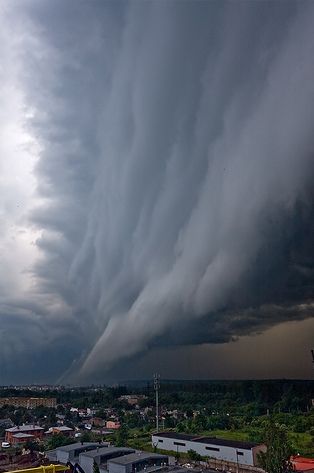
[0,0,313,384]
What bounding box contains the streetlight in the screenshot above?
[152,440,159,453]
[236,451,240,473]
[176,444,179,464]
[154,374,160,432]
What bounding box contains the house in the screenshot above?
[5,425,44,443]
[46,426,74,437]
[0,418,13,428]
[106,421,120,430]
[118,396,147,407]
[91,417,105,427]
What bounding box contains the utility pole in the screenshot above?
[236,451,239,473]
[154,373,160,432]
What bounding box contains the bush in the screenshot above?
[188,449,202,461]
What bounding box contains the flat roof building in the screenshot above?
[152,432,266,467]
[80,447,134,473]
[0,397,56,409]
[108,452,168,473]
[54,442,109,464]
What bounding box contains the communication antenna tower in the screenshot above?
[154,373,160,432]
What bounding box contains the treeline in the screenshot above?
[174,411,314,436]
[145,380,314,414]
[0,380,313,413]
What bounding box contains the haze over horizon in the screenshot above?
[0,0,314,385]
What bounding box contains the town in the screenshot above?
[0,381,312,473]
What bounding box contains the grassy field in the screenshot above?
[205,430,313,456]
[288,432,314,457]
[126,427,314,458]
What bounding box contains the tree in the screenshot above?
[93,461,100,473]
[188,449,202,462]
[176,422,185,433]
[81,432,92,443]
[257,421,293,473]
[24,440,39,453]
[115,425,129,447]
[47,434,74,450]
[95,409,106,419]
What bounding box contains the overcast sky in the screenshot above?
[0,0,314,385]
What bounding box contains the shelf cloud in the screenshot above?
[1,0,314,383]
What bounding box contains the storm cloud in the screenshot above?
[1,0,314,383]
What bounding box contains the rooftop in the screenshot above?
[153,432,196,441]
[291,456,314,471]
[171,470,202,473]
[80,446,130,459]
[52,426,73,431]
[153,432,261,450]
[194,437,260,450]
[46,450,57,461]
[57,442,103,452]
[12,433,35,439]
[6,425,44,432]
[108,452,168,466]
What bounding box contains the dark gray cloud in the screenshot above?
[0,0,314,383]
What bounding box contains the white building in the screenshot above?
[151,432,266,467]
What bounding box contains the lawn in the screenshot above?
[126,427,314,458]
